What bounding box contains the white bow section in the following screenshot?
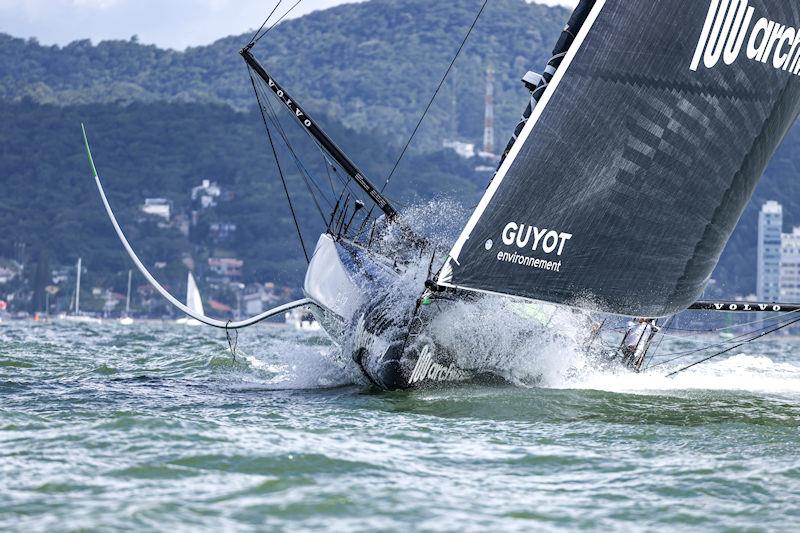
[82,124,311,329]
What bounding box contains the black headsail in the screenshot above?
[438,0,800,317]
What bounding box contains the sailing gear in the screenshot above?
[621,319,658,371]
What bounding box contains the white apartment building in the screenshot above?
[757,201,783,302]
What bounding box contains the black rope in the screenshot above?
[643,316,673,371]
[648,311,800,369]
[252,74,363,208]
[250,0,283,45]
[252,0,303,45]
[361,0,488,226]
[258,80,331,219]
[225,321,239,361]
[381,0,489,194]
[666,315,800,377]
[249,70,310,263]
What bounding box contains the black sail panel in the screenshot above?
[439,0,800,317]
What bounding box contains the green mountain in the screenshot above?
[0,98,479,310]
[0,0,798,311]
[0,0,567,148]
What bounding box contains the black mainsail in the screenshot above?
[439,0,800,317]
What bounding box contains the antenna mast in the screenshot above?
[483,64,495,156]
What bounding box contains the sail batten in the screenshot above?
[440,0,800,317]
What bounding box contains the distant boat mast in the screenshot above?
[75,257,82,315]
[483,65,495,156]
[125,270,132,317]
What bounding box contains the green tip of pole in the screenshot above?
[81,123,98,178]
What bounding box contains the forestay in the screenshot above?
[439,0,800,317]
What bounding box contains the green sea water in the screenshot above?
[2,320,799,531]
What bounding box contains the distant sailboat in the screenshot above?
[176,272,204,326]
[119,270,134,325]
[61,257,102,324]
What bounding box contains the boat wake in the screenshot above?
[565,353,800,396]
[227,199,800,397]
[234,339,364,391]
[432,296,800,396]
[234,323,800,397]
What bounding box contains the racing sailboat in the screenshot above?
[60,257,103,324]
[85,0,800,389]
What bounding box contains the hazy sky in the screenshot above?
[0,0,578,50]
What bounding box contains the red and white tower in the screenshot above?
[483,64,495,156]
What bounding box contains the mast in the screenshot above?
[240,46,398,221]
[75,257,82,315]
[125,270,132,316]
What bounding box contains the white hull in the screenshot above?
[59,314,103,325]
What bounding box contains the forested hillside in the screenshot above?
[0,0,799,307]
[0,99,478,296]
[0,0,566,148]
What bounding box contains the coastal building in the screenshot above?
[141,198,172,221]
[0,264,20,284]
[757,201,782,302]
[209,222,237,244]
[242,283,281,315]
[780,227,800,302]
[207,257,243,283]
[191,180,221,210]
[442,140,475,159]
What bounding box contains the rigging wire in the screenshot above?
[321,152,337,197]
[256,78,332,217]
[648,328,775,366]
[249,0,417,232]
[249,1,344,203]
[665,315,800,377]
[381,0,489,194]
[610,327,727,345]
[612,307,800,348]
[361,0,489,225]
[247,64,364,206]
[643,316,673,371]
[252,0,304,45]
[260,84,357,196]
[648,310,800,369]
[248,70,310,263]
[250,0,284,45]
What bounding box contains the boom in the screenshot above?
[689,301,800,313]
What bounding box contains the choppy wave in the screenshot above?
[3,318,800,531]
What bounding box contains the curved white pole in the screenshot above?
[82,124,311,329]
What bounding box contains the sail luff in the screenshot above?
[440,0,607,271]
